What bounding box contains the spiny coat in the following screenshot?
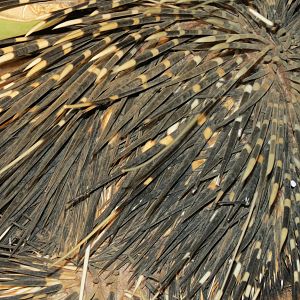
[0,1,299,299]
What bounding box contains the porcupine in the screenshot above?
[0,0,299,299]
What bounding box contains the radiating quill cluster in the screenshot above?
[0,0,299,299]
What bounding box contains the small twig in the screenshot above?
[79,244,91,300]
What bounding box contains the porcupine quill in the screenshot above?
[0,0,299,299]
